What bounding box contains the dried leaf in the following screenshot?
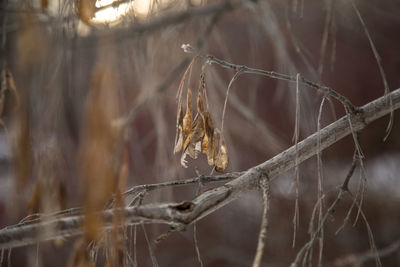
[180,150,189,168]
[210,128,221,165]
[197,90,205,115]
[180,111,205,166]
[215,136,228,172]
[202,111,214,154]
[183,115,204,160]
[186,142,198,159]
[79,59,122,241]
[174,64,229,172]
[174,104,184,153]
[183,88,193,136]
[190,115,205,145]
[183,131,193,153]
[174,125,184,153]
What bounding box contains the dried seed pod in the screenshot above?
[197,90,205,115]
[202,111,214,154]
[174,66,229,172]
[215,136,228,172]
[210,128,221,165]
[183,88,193,136]
[174,102,184,153]
[174,125,183,154]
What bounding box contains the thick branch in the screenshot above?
[0,88,399,249]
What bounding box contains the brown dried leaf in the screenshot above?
[174,104,184,153]
[183,88,193,136]
[180,112,205,166]
[209,128,220,166]
[79,59,122,241]
[186,142,197,159]
[191,115,205,144]
[174,125,184,153]
[202,111,214,154]
[180,150,189,168]
[182,131,193,152]
[215,136,228,172]
[197,90,205,115]
[184,114,204,160]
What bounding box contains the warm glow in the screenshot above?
[92,3,133,23]
[132,0,152,17]
[95,0,116,8]
[91,0,203,24]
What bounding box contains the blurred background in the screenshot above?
[0,0,400,266]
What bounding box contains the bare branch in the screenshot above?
[0,88,399,250]
[206,54,357,112]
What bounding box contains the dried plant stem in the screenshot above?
[292,74,301,248]
[291,152,358,267]
[142,224,159,267]
[318,0,333,78]
[316,97,326,267]
[252,175,270,267]
[221,69,243,133]
[193,224,204,267]
[1,88,400,249]
[351,0,393,140]
[133,226,137,267]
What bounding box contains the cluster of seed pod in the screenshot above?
[174,72,228,172]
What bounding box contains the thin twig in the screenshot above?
[317,97,327,267]
[221,69,243,133]
[292,73,301,248]
[142,224,159,267]
[351,0,393,141]
[318,0,333,78]
[252,174,270,267]
[291,150,359,267]
[206,54,357,113]
[123,172,241,197]
[193,224,204,267]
